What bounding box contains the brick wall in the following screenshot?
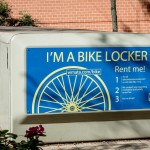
[5,0,150,33]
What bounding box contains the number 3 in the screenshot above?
[115,96,119,102]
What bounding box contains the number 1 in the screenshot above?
[116,77,118,83]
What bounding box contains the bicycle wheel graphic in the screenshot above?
[32,66,111,114]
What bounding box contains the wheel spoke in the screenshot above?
[73,76,88,102]
[68,75,73,102]
[40,99,65,105]
[40,105,62,110]
[82,102,104,109]
[79,95,104,107]
[57,76,71,102]
[36,67,109,114]
[76,86,100,104]
[72,75,77,102]
[40,106,64,113]
[43,91,64,106]
[46,86,68,104]
[75,75,83,102]
[82,107,103,111]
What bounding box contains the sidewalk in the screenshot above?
[42,139,150,150]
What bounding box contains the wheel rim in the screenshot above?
[32,66,111,114]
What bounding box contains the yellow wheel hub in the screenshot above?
[66,102,79,112]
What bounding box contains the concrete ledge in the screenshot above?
[21,110,150,124]
[41,139,150,150]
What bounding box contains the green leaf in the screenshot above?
[18,140,29,149]
[7,133,18,139]
[39,134,46,137]
[0,137,5,142]
[0,144,9,150]
[20,140,27,144]
[0,143,4,146]
[19,143,30,149]
[9,140,17,146]
[0,130,9,135]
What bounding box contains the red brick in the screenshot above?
[4,0,150,32]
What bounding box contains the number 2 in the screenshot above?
[115,87,119,93]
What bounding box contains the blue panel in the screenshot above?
[26,47,150,114]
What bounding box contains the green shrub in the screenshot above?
[0,129,18,150]
[0,0,37,26]
[0,125,46,150]
[17,12,37,27]
[0,0,11,25]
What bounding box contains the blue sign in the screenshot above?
[26,47,150,114]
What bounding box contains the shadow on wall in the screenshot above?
[119,0,150,33]
[139,0,150,15]
[122,24,132,32]
[70,141,149,150]
[115,143,148,150]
